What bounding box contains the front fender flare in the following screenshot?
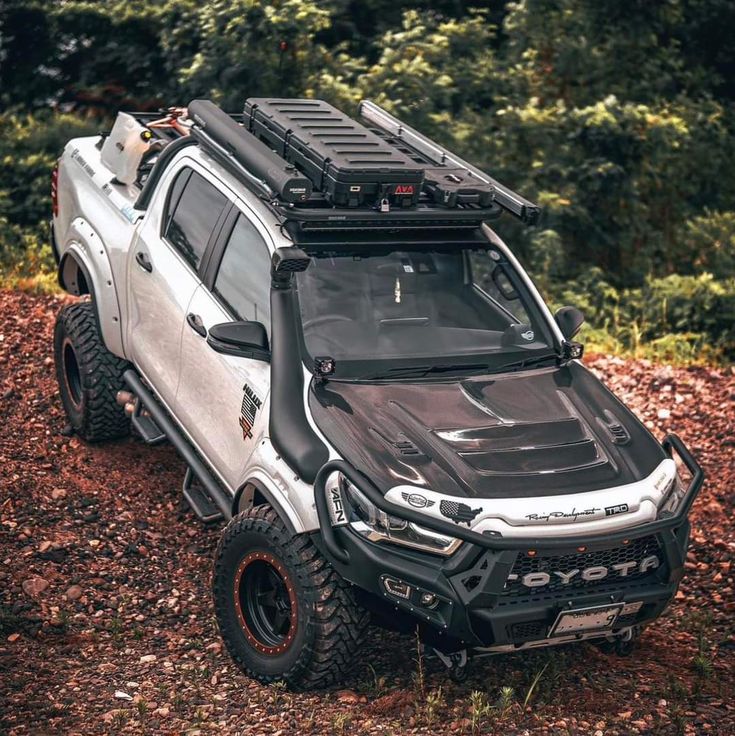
[233,476,301,535]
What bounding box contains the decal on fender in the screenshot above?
[239,384,262,440]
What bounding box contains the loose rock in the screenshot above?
[21,576,49,596]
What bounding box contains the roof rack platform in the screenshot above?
[132,97,540,232]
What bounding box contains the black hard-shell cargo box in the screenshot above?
[422,166,494,208]
[243,98,425,208]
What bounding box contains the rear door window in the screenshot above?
[164,169,228,271]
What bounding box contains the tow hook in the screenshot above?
[613,626,640,656]
[595,626,641,656]
[433,647,469,682]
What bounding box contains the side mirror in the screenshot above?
[554,306,585,340]
[207,321,270,362]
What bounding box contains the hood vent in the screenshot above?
[369,428,428,463]
[395,439,422,456]
[598,411,631,445]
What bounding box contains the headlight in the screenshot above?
[658,471,684,516]
[338,475,461,556]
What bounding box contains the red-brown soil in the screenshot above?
[1,289,733,735]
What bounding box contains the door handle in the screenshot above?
[186,313,207,338]
[135,251,153,273]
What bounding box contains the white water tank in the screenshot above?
[100,112,152,186]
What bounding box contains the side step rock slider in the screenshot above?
[183,468,223,524]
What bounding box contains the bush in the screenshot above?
[544,268,735,362]
[640,273,735,355]
[0,111,97,279]
[682,210,735,279]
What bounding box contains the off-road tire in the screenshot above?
[213,506,369,690]
[54,301,130,442]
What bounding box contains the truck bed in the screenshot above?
[54,135,144,358]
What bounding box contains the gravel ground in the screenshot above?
[1,289,733,736]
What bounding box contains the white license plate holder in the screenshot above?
[549,603,624,637]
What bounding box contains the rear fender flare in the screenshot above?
[57,218,125,358]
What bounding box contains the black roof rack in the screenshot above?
[136,98,540,231]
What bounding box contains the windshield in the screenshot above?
[295,244,555,378]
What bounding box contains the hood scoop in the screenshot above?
[458,439,602,474]
[435,417,585,451]
[436,418,606,476]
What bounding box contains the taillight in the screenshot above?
[51,163,59,217]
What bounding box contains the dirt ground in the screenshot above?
[1,289,733,736]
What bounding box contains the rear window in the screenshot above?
[164,169,227,271]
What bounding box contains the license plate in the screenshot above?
[550,603,624,636]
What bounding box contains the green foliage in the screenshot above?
[0,113,97,231]
[0,0,733,360]
[314,9,498,126]
[683,210,735,278]
[546,268,735,362]
[160,0,332,109]
[0,112,97,284]
[0,1,166,111]
[491,96,735,280]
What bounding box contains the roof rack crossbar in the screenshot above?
[273,201,502,232]
[358,100,540,225]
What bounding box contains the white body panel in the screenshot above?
[384,458,677,538]
[177,284,269,487]
[61,221,125,356]
[125,154,205,404]
[55,138,143,357]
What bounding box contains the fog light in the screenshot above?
[383,576,411,600]
[419,592,438,609]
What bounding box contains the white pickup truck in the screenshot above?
[51,97,703,689]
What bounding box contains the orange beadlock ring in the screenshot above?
[233,550,298,656]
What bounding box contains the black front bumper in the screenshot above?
[312,434,703,649]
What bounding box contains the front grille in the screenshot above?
[503,535,663,598]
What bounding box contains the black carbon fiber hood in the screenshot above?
[309,362,666,498]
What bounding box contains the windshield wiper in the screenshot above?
[491,352,560,374]
[360,352,560,380]
[363,362,490,380]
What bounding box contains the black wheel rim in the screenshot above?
[62,339,83,409]
[234,551,297,656]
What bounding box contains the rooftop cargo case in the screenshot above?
[244,98,425,208]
